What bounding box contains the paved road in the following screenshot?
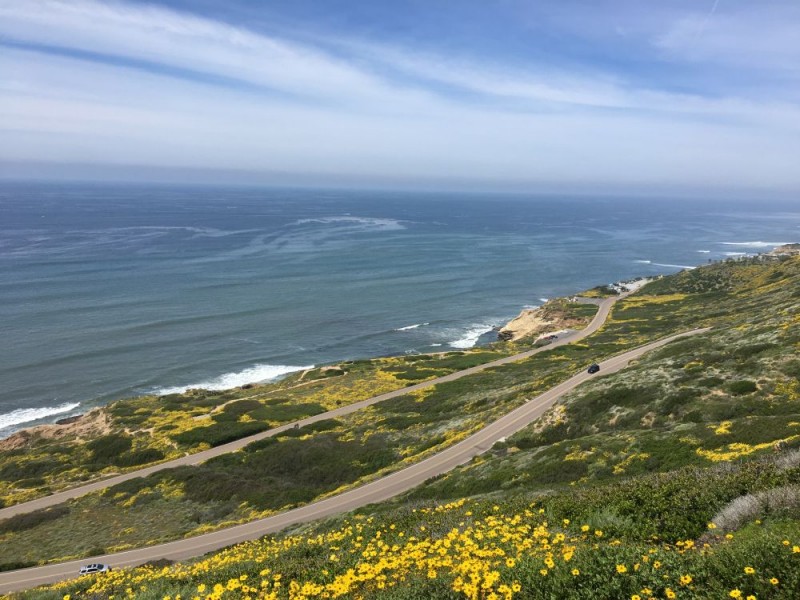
[0,325,709,594]
[0,296,618,521]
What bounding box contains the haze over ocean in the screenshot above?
[1,183,798,436]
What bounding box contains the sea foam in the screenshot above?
[153,364,313,396]
[449,325,495,349]
[651,262,696,270]
[721,241,789,248]
[635,259,695,269]
[296,216,406,231]
[0,402,81,431]
[395,322,429,331]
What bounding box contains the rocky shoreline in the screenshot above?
[497,277,651,342]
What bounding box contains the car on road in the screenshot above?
[79,564,111,575]
[587,363,600,374]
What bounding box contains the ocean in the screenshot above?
[1,183,798,436]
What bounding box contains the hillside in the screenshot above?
[4,254,800,598]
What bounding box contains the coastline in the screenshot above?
[3,245,797,442]
[0,276,644,445]
[497,277,652,342]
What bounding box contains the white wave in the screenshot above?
[538,298,549,303]
[296,216,406,231]
[635,259,694,270]
[721,241,789,248]
[449,325,495,349]
[429,343,443,347]
[651,262,696,270]
[154,364,313,395]
[697,250,711,253]
[723,252,747,256]
[0,402,81,430]
[395,322,429,331]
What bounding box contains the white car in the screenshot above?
[79,563,111,575]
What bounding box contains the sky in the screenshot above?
[1,0,799,193]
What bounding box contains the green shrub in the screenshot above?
[0,506,69,534]
[734,343,777,358]
[299,419,342,433]
[114,448,165,467]
[173,420,270,448]
[249,402,326,423]
[728,380,758,395]
[87,434,133,463]
[168,433,399,510]
[0,560,36,572]
[0,457,62,481]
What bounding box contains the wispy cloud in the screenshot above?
[654,2,800,76]
[1,0,799,192]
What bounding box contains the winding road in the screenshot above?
[0,296,615,522]
[0,292,709,593]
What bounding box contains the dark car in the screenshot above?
[587,363,600,374]
[79,563,111,575]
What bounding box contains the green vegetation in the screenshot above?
[10,452,800,598]
[408,256,800,500]
[0,349,515,508]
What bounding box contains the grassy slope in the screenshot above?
[0,349,510,507]
[408,255,800,501]
[5,256,800,598]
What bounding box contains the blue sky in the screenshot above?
[1,0,799,193]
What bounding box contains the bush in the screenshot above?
[169,433,399,510]
[728,380,758,395]
[173,420,270,448]
[0,505,69,534]
[114,448,165,467]
[0,457,62,481]
[249,402,326,423]
[0,560,36,572]
[213,399,264,422]
[87,434,133,464]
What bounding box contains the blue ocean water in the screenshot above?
[1,183,798,436]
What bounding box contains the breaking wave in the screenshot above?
[449,325,496,349]
[0,402,81,431]
[153,364,313,396]
[395,322,429,331]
